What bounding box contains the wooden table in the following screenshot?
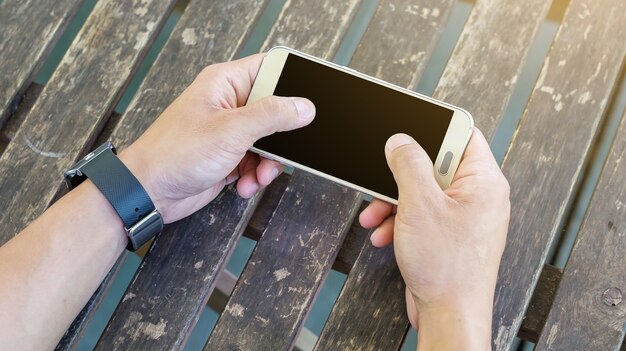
[1,0,625,350]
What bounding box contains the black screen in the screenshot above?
[254,53,453,199]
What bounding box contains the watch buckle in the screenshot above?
[125,209,164,250]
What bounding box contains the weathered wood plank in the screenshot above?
[259,0,362,57]
[0,83,44,154]
[349,0,455,88]
[315,237,408,350]
[0,0,82,125]
[493,0,626,349]
[81,0,271,348]
[205,171,361,350]
[433,0,553,139]
[0,0,176,241]
[95,186,260,350]
[518,264,562,342]
[535,109,626,350]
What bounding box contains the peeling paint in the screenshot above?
[122,292,136,302]
[227,303,245,317]
[274,268,291,281]
[182,27,197,46]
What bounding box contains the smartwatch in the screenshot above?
[64,141,163,251]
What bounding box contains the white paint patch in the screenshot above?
[255,315,269,326]
[139,319,167,340]
[23,137,67,158]
[134,31,149,51]
[405,4,419,15]
[122,292,136,302]
[273,268,291,281]
[146,21,156,31]
[227,303,245,317]
[194,260,204,269]
[558,59,567,67]
[134,7,148,17]
[208,214,216,225]
[554,101,564,112]
[578,91,592,104]
[540,86,554,94]
[182,28,197,46]
[616,200,625,211]
[583,24,592,41]
[431,8,440,17]
[546,323,559,348]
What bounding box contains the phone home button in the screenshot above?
[439,151,454,175]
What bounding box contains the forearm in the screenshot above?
[0,180,127,350]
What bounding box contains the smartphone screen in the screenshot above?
[253,53,454,199]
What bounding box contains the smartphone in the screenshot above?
[248,46,473,204]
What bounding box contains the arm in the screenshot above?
[360,129,510,350]
[0,54,315,350]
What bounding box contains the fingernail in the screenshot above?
[387,133,414,151]
[370,228,380,245]
[270,167,280,181]
[291,97,315,122]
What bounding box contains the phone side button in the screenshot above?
[439,151,454,175]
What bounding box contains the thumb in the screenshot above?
[231,96,315,142]
[385,133,442,203]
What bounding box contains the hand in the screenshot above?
[119,54,315,223]
[359,129,510,350]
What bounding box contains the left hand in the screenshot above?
[120,54,316,223]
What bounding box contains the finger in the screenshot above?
[196,53,265,108]
[453,128,499,181]
[370,215,395,247]
[229,96,315,143]
[236,154,261,198]
[256,158,283,186]
[405,287,419,330]
[359,199,394,228]
[385,133,443,202]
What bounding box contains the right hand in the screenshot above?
[359,129,510,350]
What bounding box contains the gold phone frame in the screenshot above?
[248,46,474,204]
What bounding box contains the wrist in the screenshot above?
[416,299,493,351]
[117,147,166,220]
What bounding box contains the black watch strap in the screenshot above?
[64,142,163,250]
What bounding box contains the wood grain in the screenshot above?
[493,0,626,349]
[434,0,553,139]
[349,0,456,88]
[260,0,362,57]
[0,83,44,154]
[0,0,176,242]
[518,264,562,342]
[315,240,408,350]
[205,171,361,350]
[0,0,82,125]
[535,109,626,350]
[95,186,260,350]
